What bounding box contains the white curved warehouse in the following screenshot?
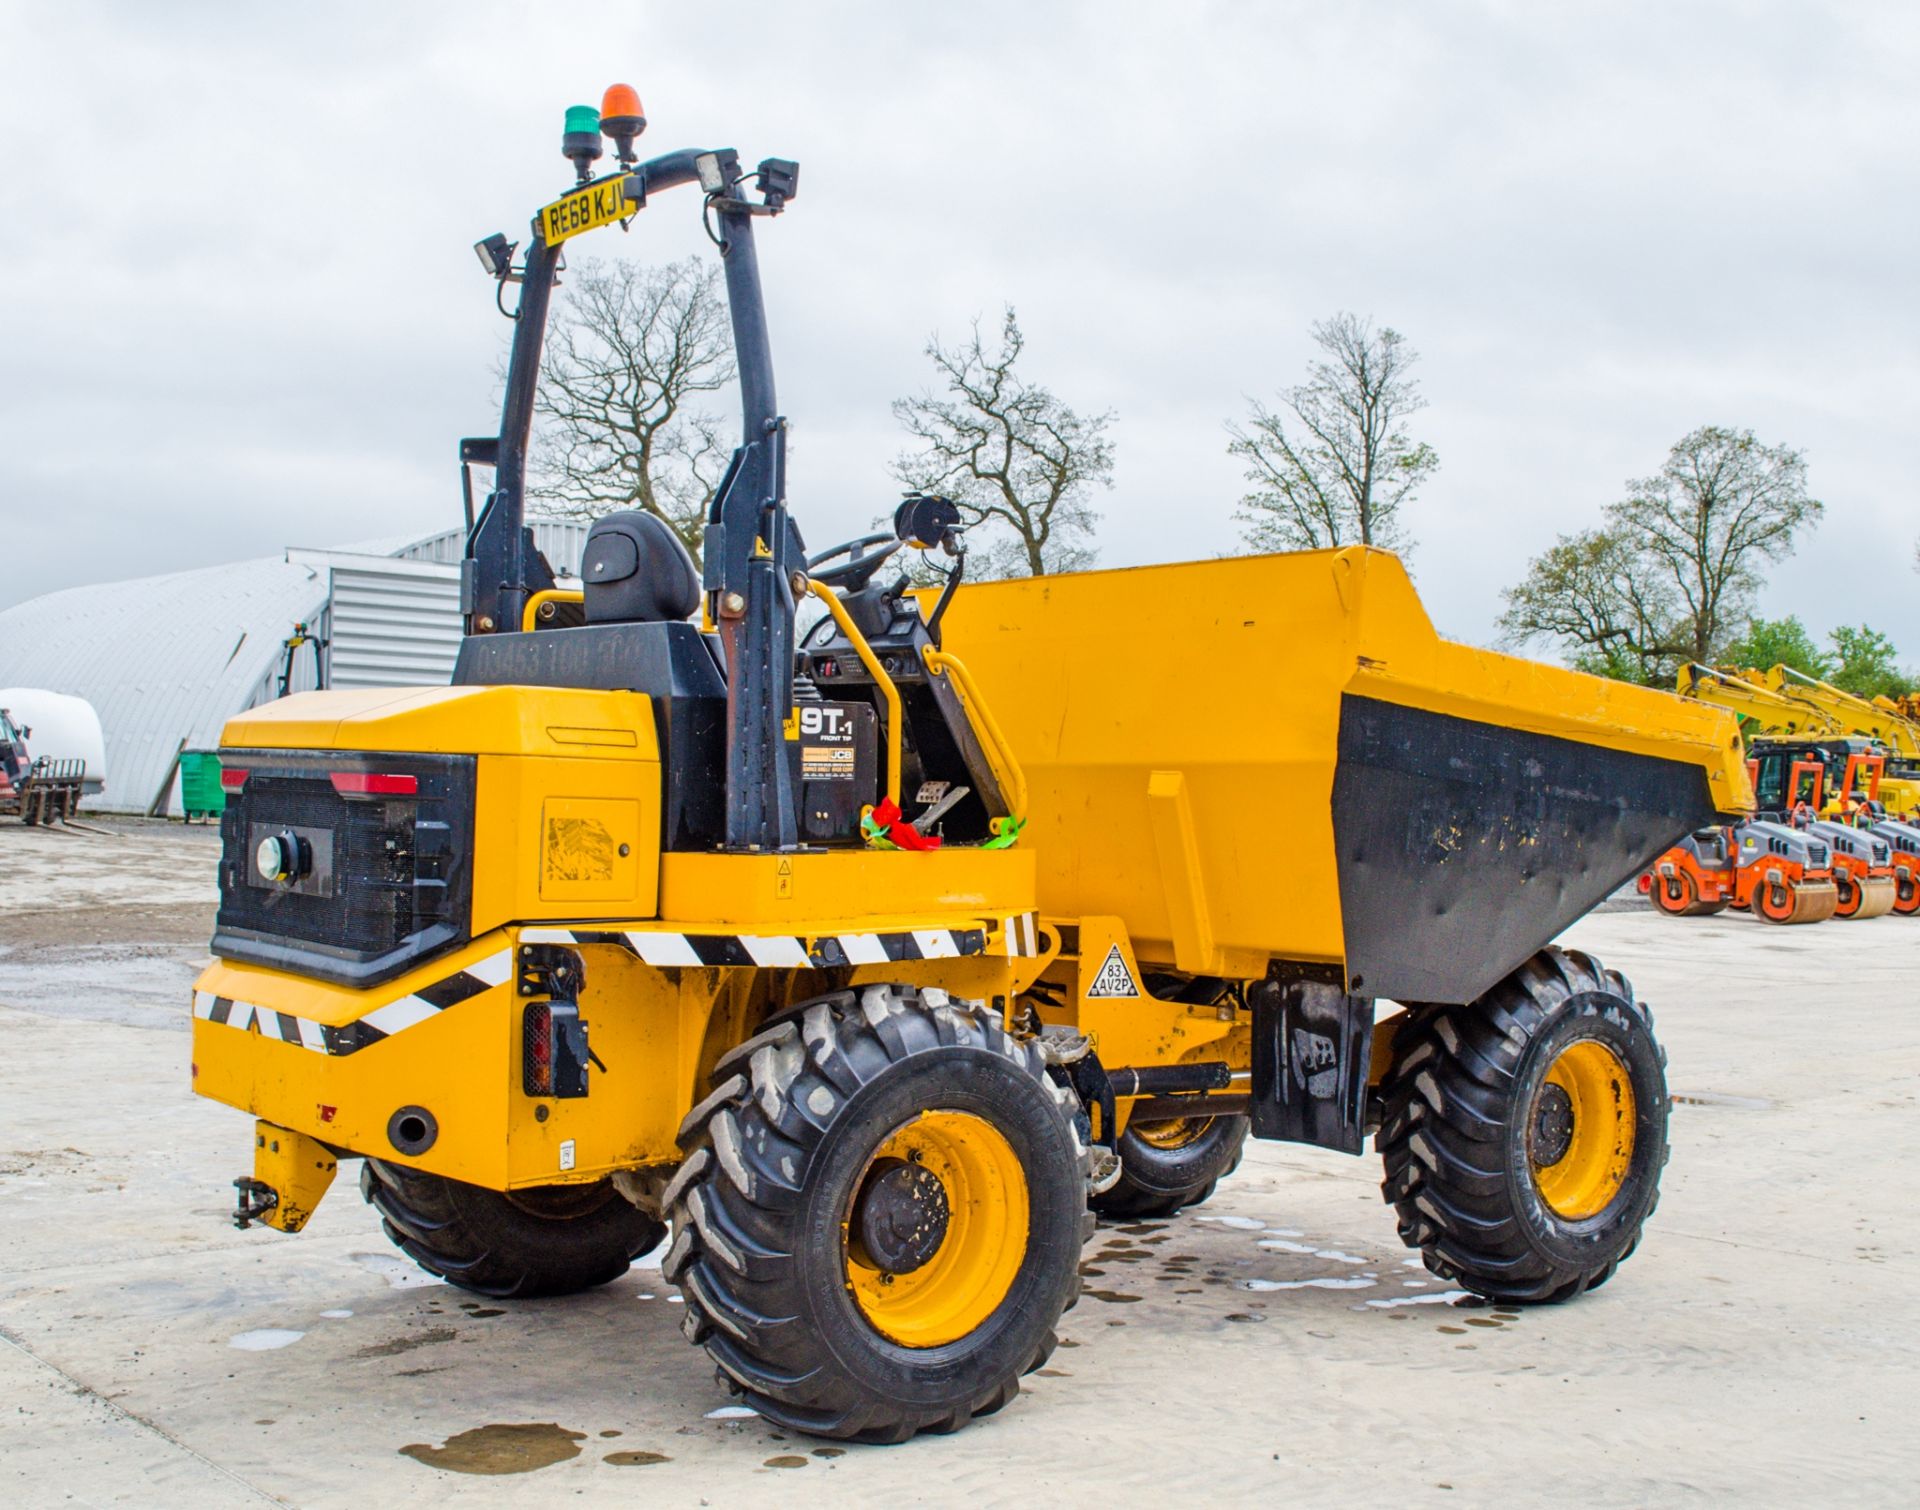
[0,520,587,817]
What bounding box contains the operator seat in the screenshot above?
[582,510,701,624]
[452,509,727,847]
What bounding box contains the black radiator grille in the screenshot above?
[211,750,475,987]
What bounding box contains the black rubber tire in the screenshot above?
[665,984,1092,1443]
[1377,946,1669,1304]
[1092,1114,1249,1220]
[361,1160,664,1299]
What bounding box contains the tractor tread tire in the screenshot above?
[1377,946,1669,1305]
[667,985,1092,1443]
[1092,1115,1250,1220]
[361,1160,664,1300]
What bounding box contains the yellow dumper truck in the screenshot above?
[191,85,1749,1442]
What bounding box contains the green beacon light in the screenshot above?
[561,104,602,181]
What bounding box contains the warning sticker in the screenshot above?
[801,747,857,782]
[1085,944,1140,999]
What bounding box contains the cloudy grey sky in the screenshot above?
[3,1,1915,661]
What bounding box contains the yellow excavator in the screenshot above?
[1745,665,1920,818]
[1676,664,1909,818]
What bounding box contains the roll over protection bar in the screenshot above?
[466,143,802,852]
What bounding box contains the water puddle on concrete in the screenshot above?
[1240,1276,1375,1292]
[765,1455,810,1469]
[351,1252,447,1290]
[228,1329,304,1351]
[1672,1091,1774,1110]
[1365,1291,1471,1308]
[605,1450,670,1467]
[400,1423,585,1475]
[357,1326,456,1359]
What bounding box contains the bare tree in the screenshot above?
[1611,426,1823,665]
[1501,426,1823,680]
[529,257,734,564]
[1498,527,1684,685]
[1228,312,1438,556]
[892,308,1114,579]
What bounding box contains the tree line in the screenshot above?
[529,257,1915,696]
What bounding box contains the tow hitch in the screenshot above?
[230,1121,339,1233]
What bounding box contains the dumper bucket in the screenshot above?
[937,548,1750,1004]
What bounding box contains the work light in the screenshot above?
[472,233,514,278]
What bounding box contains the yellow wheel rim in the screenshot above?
[1130,1116,1211,1151]
[845,1110,1029,1348]
[1529,1040,1636,1220]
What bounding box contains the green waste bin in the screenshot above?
[179,750,226,821]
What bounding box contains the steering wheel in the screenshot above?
[808,531,902,591]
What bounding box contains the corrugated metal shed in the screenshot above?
[391,518,591,577]
[0,517,592,816]
[287,552,464,690]
[0,556,329,816]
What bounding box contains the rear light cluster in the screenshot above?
[218,769,416,798]
[524,1002,555,1095]
[522,999,591,1098]
[330,771,419,798]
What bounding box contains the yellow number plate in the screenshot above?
[538,179,631,246]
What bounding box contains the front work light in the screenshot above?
[562,104,602,179]
[473,233,514,278]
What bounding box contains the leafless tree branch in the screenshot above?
[527,256,734,565]
[1228,312,1437,555]
[891,307,1113,578]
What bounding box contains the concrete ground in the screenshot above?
[1,817,1914,1507]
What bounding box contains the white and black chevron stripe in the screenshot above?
[192,913,1040,1060]
[519,923,1003,968]
[192,948,512,1059]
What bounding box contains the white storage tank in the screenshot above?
[0,688,107,797]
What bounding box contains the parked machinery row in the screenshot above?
[1638,665,1920,922]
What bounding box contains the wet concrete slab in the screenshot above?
[1,819,1916,1505]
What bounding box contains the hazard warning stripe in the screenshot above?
[188,907,1044,1059]
[520,920,1029,968]
[191,948,511,1059]
[1001,913,1042,958]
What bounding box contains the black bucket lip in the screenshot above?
[1331,694,1724,1004]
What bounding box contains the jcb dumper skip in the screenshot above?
[191,84,1749,1443]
